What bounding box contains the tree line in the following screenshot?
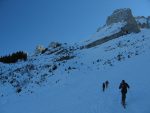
[0,51,27,64]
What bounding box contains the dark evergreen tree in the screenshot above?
[0,51,27,64]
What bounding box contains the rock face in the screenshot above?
[135,16,150,28]
[86,30,128,48]
[106,8,140,33]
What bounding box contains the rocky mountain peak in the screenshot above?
[106,8,131,25]
[106,8,140,33]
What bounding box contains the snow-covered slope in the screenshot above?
[87,22,126,42]
[0,28,150,113]
[1,8,150,113]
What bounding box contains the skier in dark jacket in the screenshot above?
[119,80,130,108]
[102,82,105,92]
[105,80,109,88]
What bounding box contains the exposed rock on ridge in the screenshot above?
[106,8,140,33]
[135,16,150,28]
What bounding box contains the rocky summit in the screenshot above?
[106,8,140,33]
[85,8,145,48]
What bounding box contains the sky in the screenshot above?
[0,0,150,56]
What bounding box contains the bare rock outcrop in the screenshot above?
[135,16,150,28]
[106,8,140,33]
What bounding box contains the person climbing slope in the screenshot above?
[102,82,105,92]
[119,80,130,108]
[105,80,109,88]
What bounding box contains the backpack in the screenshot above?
[121,83,127,94]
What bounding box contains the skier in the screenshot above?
[119,80,130,108]
[102,82,105,92]
[105,80,109,88]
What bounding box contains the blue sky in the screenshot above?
[0,0,150,55]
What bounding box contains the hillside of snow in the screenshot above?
[86,22,126,43]
[0,27,150,113]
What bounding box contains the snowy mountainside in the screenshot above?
[1,28,149,95]
[1,8,150,113]
[0,28,150,113]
